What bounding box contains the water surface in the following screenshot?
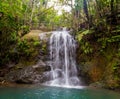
[0,85,120,99]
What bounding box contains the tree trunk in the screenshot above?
[83,0,91,28]
[111,0,117,25]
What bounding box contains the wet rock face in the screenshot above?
[5,60,51,84]
[38,32,52,61]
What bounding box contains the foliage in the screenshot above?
[33,40,40,47]
[17,40,30,56]
[20,25,30,37]
[0,0,67,65]
[76,0,120,86]
[80,41,93,54]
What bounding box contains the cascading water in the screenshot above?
[44,29,81,88]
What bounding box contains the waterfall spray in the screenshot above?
[44,29,81,88]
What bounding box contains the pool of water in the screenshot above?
[0,85,120,99]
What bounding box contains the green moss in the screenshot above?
[33,41,40,47]
[41,44,47,52]
[15,61,36,69]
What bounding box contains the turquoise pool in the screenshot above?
[0,85,120,99]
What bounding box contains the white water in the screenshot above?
[44,29,82,88]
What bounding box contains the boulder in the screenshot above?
[89,82,105,88]
[5,60,51,84]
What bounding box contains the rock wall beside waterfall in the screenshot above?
[0,30,52,84]
[76,30,120,90]
[5,60,51,84]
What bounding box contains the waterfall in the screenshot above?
[44,29,81,88]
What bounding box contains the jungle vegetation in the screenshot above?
[0,0,120,89]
